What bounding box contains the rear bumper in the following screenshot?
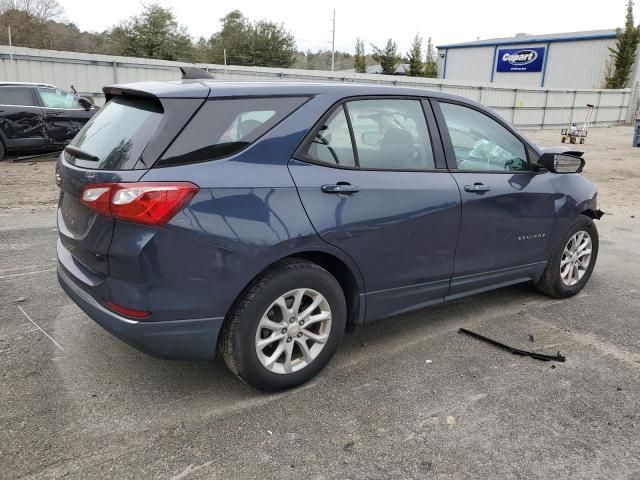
[58,264,224,360]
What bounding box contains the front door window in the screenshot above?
[439,102,528,172]
[37,87,83,109]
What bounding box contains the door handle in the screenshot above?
[464,183,491,193]
[321,183,360,194]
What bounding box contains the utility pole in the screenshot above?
[8,26,14,81]
[331,9,336,71]
[8,26,12,61]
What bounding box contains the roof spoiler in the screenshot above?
[180,66,215,80]
[103,86,158,102]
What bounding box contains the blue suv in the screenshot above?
[57,78,601,391]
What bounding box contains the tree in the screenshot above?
[105,3,196,61]
[0,8,46,47]
[251,18,296,67]
[372,38,400,74]
[203,10,296,68]
[424,37,438,78]
[408,34,423,76]
[604,0,640,88]
[293,49,360,71]
[0,0,62,22]
[354,38,366,73]
[203,10,251,64]
[0,0,64,49]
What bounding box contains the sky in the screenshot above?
[58,0,633,53]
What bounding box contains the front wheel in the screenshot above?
[535,215,599,298]
[220,260,346,391]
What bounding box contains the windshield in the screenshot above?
[66,96,163,170]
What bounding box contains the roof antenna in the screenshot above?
[179,67,215,80]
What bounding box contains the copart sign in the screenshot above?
[496,47,545,72]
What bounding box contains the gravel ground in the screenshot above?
[0,126,638,479]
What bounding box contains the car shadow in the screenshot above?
[51,282,550,423]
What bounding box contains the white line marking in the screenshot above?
[0,265,44,274]
[17,306,64,352]
[0,268,56,280]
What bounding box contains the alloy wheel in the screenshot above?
[560,231,592,287]
[254,288,332,374]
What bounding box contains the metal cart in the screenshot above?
[561,104,595,144]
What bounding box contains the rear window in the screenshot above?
[0,86,36,106]
[157,96,307,167]
[65,96,163,170]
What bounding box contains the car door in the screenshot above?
[0,85,48,151]
[432,99,557,298]
[289,97,461,321]
[35,86,90,145]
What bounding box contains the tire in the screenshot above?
[579,138,585,144]
[535,215,599,298]
[220,259,347,392]
[0,141,5,161]
[570,137,576,144]
[561,136,566,143]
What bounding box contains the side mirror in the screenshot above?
[78,97,94,111]
[537,152,585,173]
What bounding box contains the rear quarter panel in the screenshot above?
[136,93,366,319]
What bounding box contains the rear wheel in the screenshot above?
[220,260,346,391]
[561,136,566,143]
[535,215,599,298]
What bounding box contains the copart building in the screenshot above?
[436,29,640,89]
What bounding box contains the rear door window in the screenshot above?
[304,106,356,167]
[158,96,307,166]
[300,98,436,171]
[347,99,435,170]
[0,86,36,106]
[65,96,163,170]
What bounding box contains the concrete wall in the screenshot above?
[0,45,632,129]
[197,65,633,129]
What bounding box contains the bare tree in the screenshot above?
[0,0,63,22]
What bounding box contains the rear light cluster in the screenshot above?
[80,182,199,226]
[105,301,151,319]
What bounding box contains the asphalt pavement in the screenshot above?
[1,176,639,480]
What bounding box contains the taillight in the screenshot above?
[105,301,151,319]
[80,182,199,226]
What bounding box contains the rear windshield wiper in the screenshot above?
[64,145,99,162]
